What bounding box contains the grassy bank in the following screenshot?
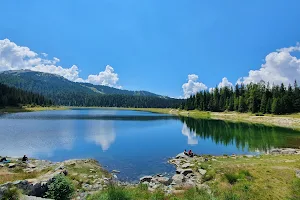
[130,108,300,131]
[87,154,300,200]
[0,106,68,113]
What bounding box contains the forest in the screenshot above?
[0,83,52,107]
[182,81,300,114]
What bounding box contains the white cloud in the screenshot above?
[218,77,233,88]
[87,65,121,88]
[0,38,121,88]
[238,43,300,86]
[41,52,48,57]
[182,74,207,98]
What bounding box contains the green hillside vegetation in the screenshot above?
[0,83,52,108]
[0,70,181,108]
[183,81,300,114]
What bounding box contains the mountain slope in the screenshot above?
[0,70,180,107]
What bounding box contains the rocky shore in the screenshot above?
[1,148,300,199]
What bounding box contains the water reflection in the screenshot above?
[0,119,76,157]
[85,121,116,151]
[181,122,198,145]
[180,117,300,151]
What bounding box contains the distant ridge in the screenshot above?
[0,70,180,107]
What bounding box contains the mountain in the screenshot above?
[0,70,180,107]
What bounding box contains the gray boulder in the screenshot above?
[172,174,185,185]
[176,153,189,159]
[296,170,300,178]
[181,169,193,176]
[140,176,153,183]
[156,177,171,186]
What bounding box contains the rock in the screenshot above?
[176,168,183,174]
[172,174,185,185]
[198,169,207,175]
[156,177,171,186]
[27,163,36,168]
[23,168,35,173]
[112,170,120,174]
[55,164,64,171]
[181,169,193,176]
[8,163,16,168]
[296,170,300,178]
[270,149,281,154]
[181,163,193,168]
[245,155,254,158]
[0,164,4,167]
[176,153,190,159]
[281,149,297,154]
[140,176,153,183]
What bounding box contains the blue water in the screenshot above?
[1,109,300,181]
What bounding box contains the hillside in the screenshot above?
[0,82,52,108]
[0,70,180,107]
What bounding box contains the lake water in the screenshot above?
[1,109,300,181]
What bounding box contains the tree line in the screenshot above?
[0,83,52,107]
[182,81,300,114]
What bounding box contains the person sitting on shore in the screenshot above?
[0,157,7,162]
[22,155,28,162]
[188,150,194,157]
[184,149,188,155]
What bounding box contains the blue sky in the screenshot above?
[1,0,300,97]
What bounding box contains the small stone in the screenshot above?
[296,170,300,178]
[27,163,36,168]
[8,163,16,168]
[198,169,207,175]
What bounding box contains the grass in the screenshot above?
[87,185,213,200]
[0,105,68,113]
[204,154,300,200]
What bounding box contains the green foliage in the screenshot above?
[290,178,300,200]
[1,187,21,200]
[45,175,75,200]
[224,170,253,185]
[183,81,300,114]
[203,170,216,182]
[0,83,52,107]
[183,188,213,200]
[223,191,240,200]
[0,70,182,108]
[106,184,130,200]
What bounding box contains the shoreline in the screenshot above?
[1,148,300,199]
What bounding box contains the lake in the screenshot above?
[1,108,300,181]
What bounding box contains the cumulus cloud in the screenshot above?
[0,38,121,88]
[218,77,233,88]
[182,74,207,98]
[87,65,121,88]
[238,43,300,86]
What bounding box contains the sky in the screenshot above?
[0,0,300,98]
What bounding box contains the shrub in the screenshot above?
[107,184,130,200]
[183,188,212,200]
[203,170,216,182]
[225,173,239,185]
[1,187,21,200]
[45,174,75,200]
[224,191,240,200]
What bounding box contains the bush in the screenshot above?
[45,174,75,200]
[107,184,130,200]
[203,170,216,182]
[225,173,239,185]
[183,188,212,200]
[1,187,21,200]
